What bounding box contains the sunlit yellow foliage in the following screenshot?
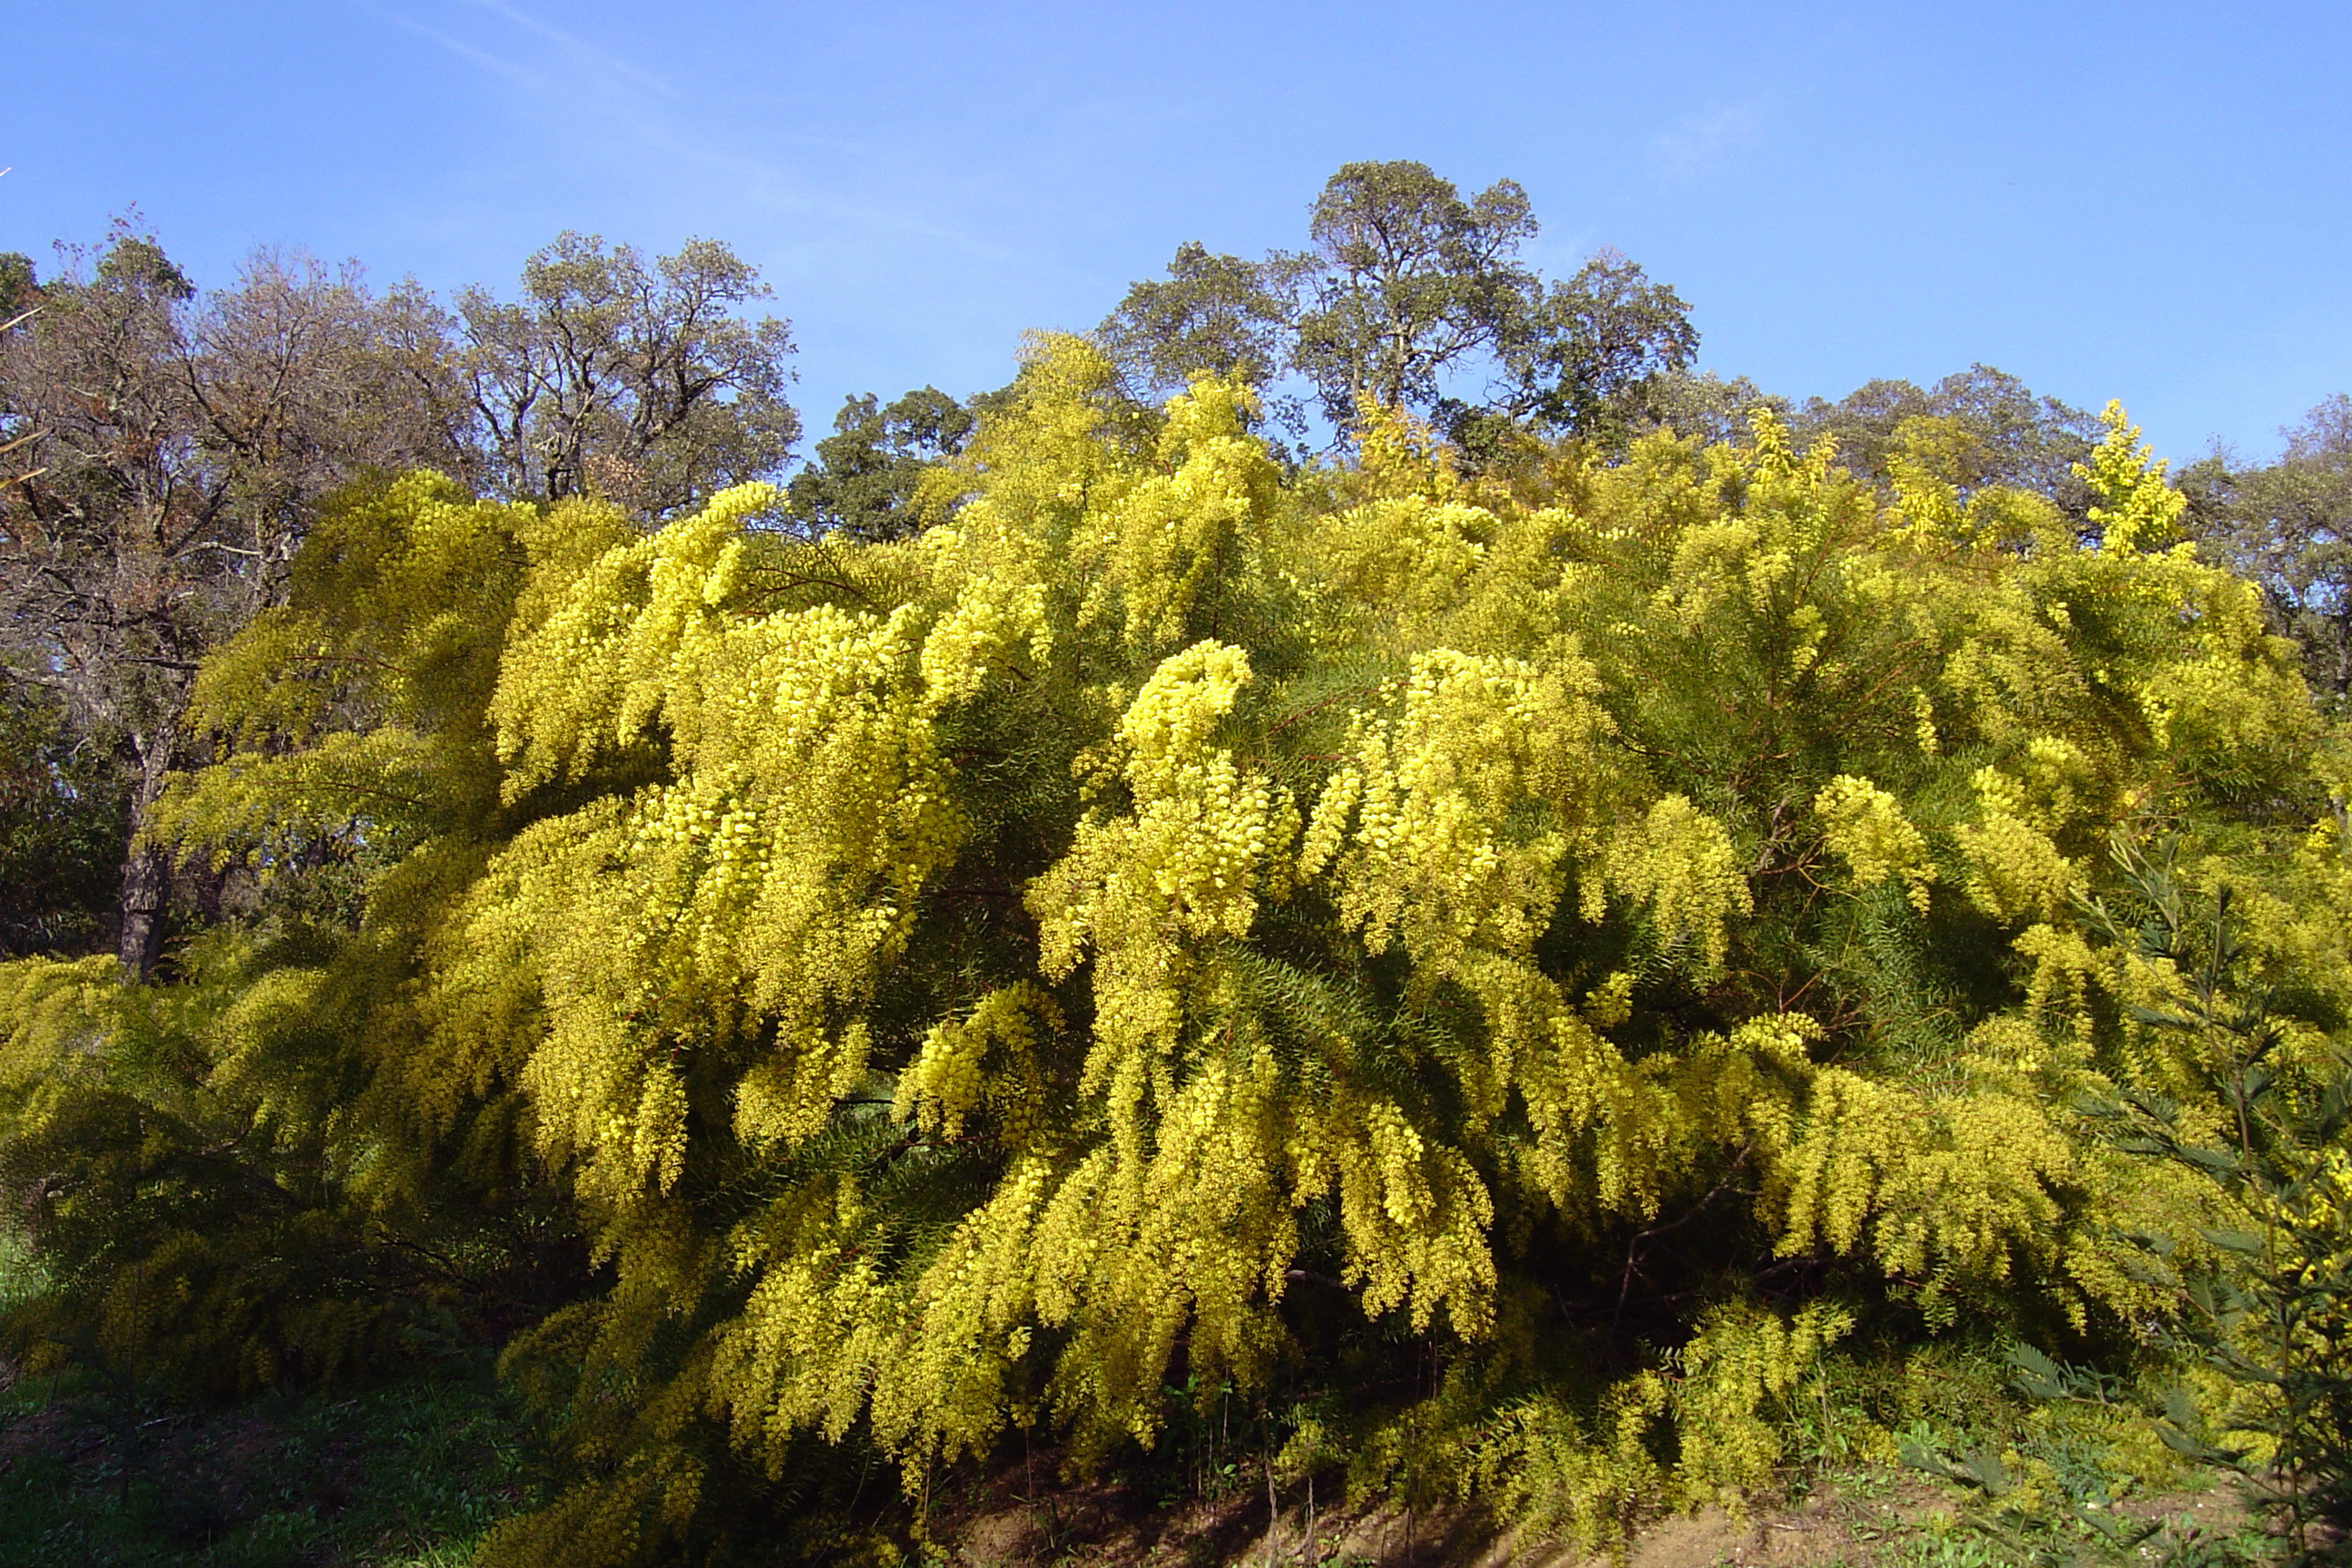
[2079,400,2188,555]
[1672,1299,1855,1507]
[1816,775,1936,912]
[6,338,2346,1565]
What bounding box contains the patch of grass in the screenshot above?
[1887,1527,2008,1568]
[0,1231,44,1317]
[0,1370,535,1566]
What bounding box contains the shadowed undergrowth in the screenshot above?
[0,1369,532,1567]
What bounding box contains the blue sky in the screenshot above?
[8,1,2347,466]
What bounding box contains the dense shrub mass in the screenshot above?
[3,338,2349,1563]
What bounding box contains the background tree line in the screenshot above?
[10,161,2347,981]
[6,160,2344,979]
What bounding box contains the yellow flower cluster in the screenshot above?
[2078,401,2188,555]
[1757,1062,2078,1323]
[1325,649,1610,973]
[1032,641,1296,1065]
[895,982,1056,1145]
[1598,796,1753,972]
[1816,774,1937,912]
[1956,809,2082,925]
[1673,1300,1855,1507]
[1071,377,1281,652]
[2281,1149,2352,1289]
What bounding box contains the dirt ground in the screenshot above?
[933,1463,2264,1568]
[0,1382,2285,1567]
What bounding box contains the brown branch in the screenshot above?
[1265,683,1386,740]
[1615,1142,1753,1326]
[1284,1269,1357,1292]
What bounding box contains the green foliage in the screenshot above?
[1482,248,1700,447]
[1,339,2346,1566]
[1098,161,1698,449]
[0,1373,532,1566]
[0,251,37,318]
[786,387,975,542]
[1903,1428,2165,1568]
[1096,242,1307,403]
[2181,395,2352,706]
[0,680,126,956]
[1292,160,1541,424]
[2071,844,2352,1561]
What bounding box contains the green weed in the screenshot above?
[0,1372,534,1566]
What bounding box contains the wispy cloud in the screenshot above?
[1649,103,1762,184]
[363,3,539,88]
[365,0,663,96]
[453,0,669,92]
[358,0,1023,265]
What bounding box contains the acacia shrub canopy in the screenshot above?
[2,341,2348,1564]
[0,222,802,982]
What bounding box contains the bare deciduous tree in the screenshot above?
[0,226,467,975]
[453,231,799,514]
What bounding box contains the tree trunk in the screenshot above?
[115,732,175,981]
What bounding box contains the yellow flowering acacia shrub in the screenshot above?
[0,475,604,1395]
[3,348,2347,1563]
